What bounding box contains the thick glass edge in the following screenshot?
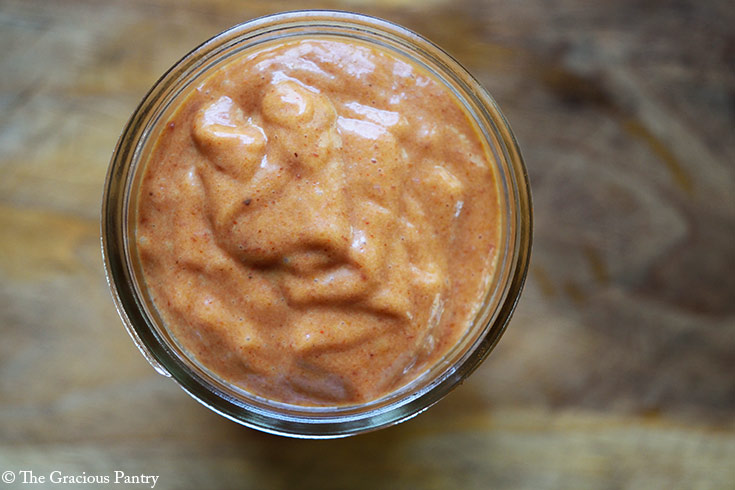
[101,10,532,438]
[101,119,171,377]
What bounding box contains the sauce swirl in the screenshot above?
[136,38,500,405]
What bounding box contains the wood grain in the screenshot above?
[1,0,733,488]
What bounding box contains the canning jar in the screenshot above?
[101,10,532,438]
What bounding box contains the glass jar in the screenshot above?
[101,10,532,438]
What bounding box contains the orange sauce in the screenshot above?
[135,38,500,405]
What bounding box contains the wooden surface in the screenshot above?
[1,0,734,488]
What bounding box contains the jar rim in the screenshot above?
[101,10,532,438]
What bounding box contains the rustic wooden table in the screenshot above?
[1,0,733,488]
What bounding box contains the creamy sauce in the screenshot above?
[135,38,501,405]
